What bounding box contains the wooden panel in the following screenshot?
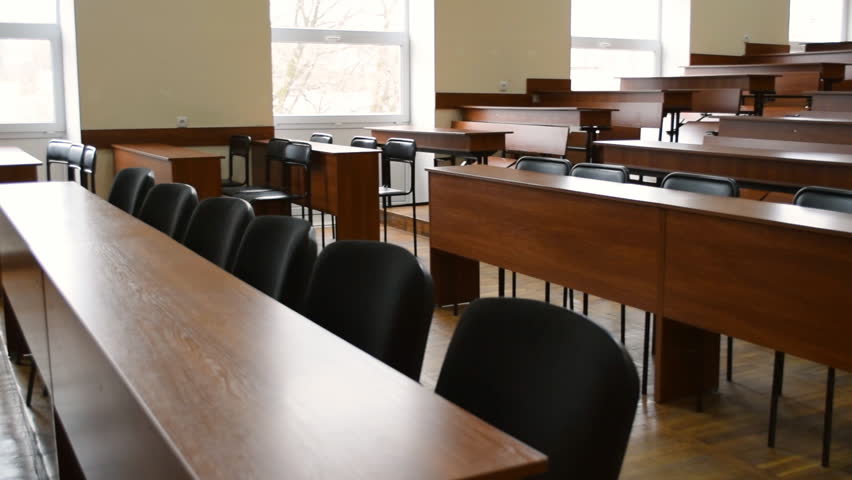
[718,116,852,144]
[0,181,547,479]
[82,126,274,149]
[460,106,612,128]
[621,75,776,93]
[369,126,508,155]
[429,169,662,311]
[683,64,844,93]
[435,92,532,109]
[0,148,40,183]
[525,78,572,93]
[703,135,852,153]
[534,91,671,128]
[689,89,743,113]
[804,41,852,52]
[451,121,568,156]
[113,144,222,199]
[689,53,746,65]
[663,210,852,373]
[809,91,852,111]
[745,42,791,55]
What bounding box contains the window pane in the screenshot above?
[0,0,56,24]
[270,0,404,31]
[571,0,659,40]
[0,39,55,124]
[789,0,844,43]
[272,42,401,116]
[570,48,656,91]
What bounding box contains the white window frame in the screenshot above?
[270,3,410,128]
[0,0,66,135]
[569,0,663,85]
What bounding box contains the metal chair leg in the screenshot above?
[382,198,388,243]
[321,212,326,247]
[726,336,733,382]
[26,363,36,408]
[411,199,418,257]
[651,315,656,355]
[498,268,505,297]
[620,304,626,345]
[569,289,574,310]
[545,282,550,303]
[562,287,567,308]
[642,311,650,396]
[822,367,835,467]
[511,272,516,297]
[582,293,589,315]
[768,351,785,447]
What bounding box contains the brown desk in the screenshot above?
[0,181,547,480]
[250,139,379,241]
[368,125,510,164]
[428,165,852,402]
[718,115,852,144]
[620,74,778,115]
[808,91,852,111]
[682,63,846,93]
[0,147,41,183]
[595,139,852,192]
[112,143,222,199]
[703,135,852,154]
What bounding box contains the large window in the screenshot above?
[0,0,65,133]
[570,0,661,91]
[789,0,847,43]
[269,0,409,126]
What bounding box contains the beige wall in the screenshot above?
[435,0,571,94]
[690,0,790,55]
[75,0,273,130]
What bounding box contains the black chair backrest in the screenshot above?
[284,141,312,167]
[107,168,155,216]
[515,156,572,175]
[661,172,739,197]
[382,137,416,163]
[80,145,97,192]
[310,132,333,144]
[570,163,629,183]
[65,143,85,182]
[46,139,72,163]
[230,135,251,158]
[183,197,254,270]
[137,183,199,241]
[231,216,317,312]
[435,298,639,480]
[350,136,378,149]
[303,240,434,380]
[793,186,852,214]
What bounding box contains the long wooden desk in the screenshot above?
[620,74,778,115]
[113,143,223,199]
[0,147,41,183]
[0,181,547,479]
[368,125,510,164]
[250,139,379,241]
[717,115,852,144]
[595,139,852,192]
[682,63,846,93]
[428,165,852,402]
[808,90,852,111]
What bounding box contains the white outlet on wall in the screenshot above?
[499,80,509,92]
[743,34,750,42]
[177,116,188,128]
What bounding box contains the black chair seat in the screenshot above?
[379,186,408,197]
[233,189,304,202]
[221,179,245,188]
[223,184,271,196]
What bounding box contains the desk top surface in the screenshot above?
[428,165,852,238]
[621,74,781,80]
[368,125,513,135]
[0,147,42,167]
[0,181,546,479]
[719,115,852,127]
[596,139,852,166]
[683,62,845,70]
[459,105,616,112]
[253,139,380,154]
[112,143,223,160]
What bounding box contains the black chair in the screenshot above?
[64,143,85,184]
[303,240,433,380]
[378,138,419,256]
[350,136,378,149]
[137,183,199,241]
[222,135,252,189]
[223,138,288,196]
[768,185,852,467]
[231,216,317,313]
[79,145,97,193]
[310,132,333,144]
[497,156,572,307]
[107,168,155,216]
[45,139,72,181]
[435,298,639,480]
[183,197,254,270]
[661,171,738,408]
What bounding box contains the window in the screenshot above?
[789,0,846,43]
[0,0,65,133]
[269,0,409,126]
[570,0,661,91]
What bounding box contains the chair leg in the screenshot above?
[545,282,550,303]
[822,367,835,467]
[582,293,589,315]
[382,198,388,243]
[562,287,567,308]
[411,200,418,257]
[620,304,626,345]
[642,311,650,396]
[321,212,326,247]
[569,289,574,310]
[498,268,505,297]
[300,205,305,220]
[511,272,516,298]
[651,315,656,355]
[768,351,785,447]
[26,363,36,408]
[453,303,458,316]
[726,336,734,382]
[332,215,336,239]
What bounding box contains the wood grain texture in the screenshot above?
[745,42,791,55]
[620,75,777,93]
[435,93,532,109]
[805,41,852,52]
[0,148,40,184]
[683,63,845,93]
[533,91,681,128]
[451,121,568,156]
[112,144,222,199]
[718,116,852,144]
[525,78,572,93]
[596,139,852,190]
[459,106,613,128]
[808,90,852,111]
[0,181,546,479]
[368,126,508,155]
[703,135,852,153]
[81,126,274,149]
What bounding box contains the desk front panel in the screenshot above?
[719,118,852,144]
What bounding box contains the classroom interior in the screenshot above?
[3,0,852,478]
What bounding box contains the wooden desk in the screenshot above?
[682,63,846,93]
[808,90,852,111]
[0,181,547,480]
[717,115,852,144]
[595,139,852,192]
[703,135,852,154]
[368,125,510,164]
[250,140,379,241]
[620,75,778,115]
[428,165,852,402]
[113,143,222,199]
[0,147,40,183]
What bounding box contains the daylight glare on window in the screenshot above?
[0,0,56,23]
[788,0,844,43]
[571,0,659,40]
[270,0,404,32]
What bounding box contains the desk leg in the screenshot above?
[655,316,720,402]
[583,128,598,163]
[430,248,479,307]
[3,290,28,362]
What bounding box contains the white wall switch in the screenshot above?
[499,80,509,92]
[177,116,188,128]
